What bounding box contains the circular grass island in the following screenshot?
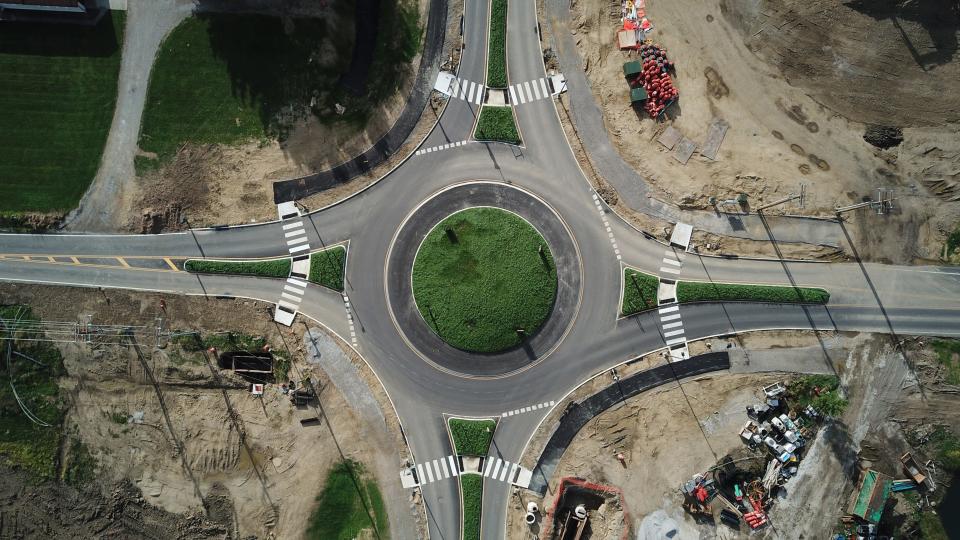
[411,207,558,353]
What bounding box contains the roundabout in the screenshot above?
[411,207,558,354]
[385,181,583,378]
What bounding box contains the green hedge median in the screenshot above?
[184,258,290,278]
[308,245,346,292]
[448,418,496,456]
[487,0,508,88]
[461,474,483,540]
[676,281,830,304]
[474,106,520,144]
[622,268,659,316]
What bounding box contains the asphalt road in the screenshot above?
[2,1,960,539]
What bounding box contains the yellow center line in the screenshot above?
[0,257,178,274]
[164,258,180,271]
[117,257,130,268]
[70,256,80,264]
[47,256,55,263]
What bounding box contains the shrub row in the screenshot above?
[676,281,830,304]
[309,245,347,292]
[184,258,290,278]
[461,474,483,540]
[487,0,508,88]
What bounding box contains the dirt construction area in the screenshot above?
[509,332,960,539]
[563,0,960,263]
[0,284,416,539]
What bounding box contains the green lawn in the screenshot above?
[412,208,556,353]
[461,474,483,540]
[0,306,68,480]
[0,12,124,214]
[487,0,508,87]
[474,106,520,144]
[306,460,388,540]
[309,246,347,292]
[676,281,830,305]
[621,268,659,316]
[448,418,496,456]
[184,258,290,278]
[139,5,420,168]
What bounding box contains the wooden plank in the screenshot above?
[657,125,683,150]
[673,137,697,164]
[700,118,729,160]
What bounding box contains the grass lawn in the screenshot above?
[932,340,960,385]
[487,0,508,88]
[460,474,483,540]
[184,258,291,278]
[306,460,388,540]
[474,106,520,144]
[0,306,68,481]
[139,4,420,167]
[412,208,556,353]
[621,268,659,316]
[309,245,347,292]
[676,281,830,305]
[448,418,496,456]
[0,12,124,214]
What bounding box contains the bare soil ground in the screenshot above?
[512,332,960,538]
[0,283,413,539]
[561,0,960,263]
[121,0,441,232]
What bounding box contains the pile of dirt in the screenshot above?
[863,125,905,149]
[0,466,227,539]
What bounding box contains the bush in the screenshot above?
[449,418,496,456]
[474,106,520,144]
[621,269,659,315]
[309,246,346,292]
[676,281,830,304]
[789,375,847,417]
[184,258,290,278]
[487,0,508,88]
[931,339,960,385]
[929,426,960,472]
[461,474,483,540]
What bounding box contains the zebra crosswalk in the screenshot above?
[445,77,485,105]
[508,77,553,105]
[400,454,533,488]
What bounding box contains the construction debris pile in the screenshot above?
[679,381,826,533]
[616,0,679,119]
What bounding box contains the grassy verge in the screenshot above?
[788,375,848,417]
[474,106,520,144]
[929,425,960,472]
[184,258,290,278]
[621,268,659,316]
[309,246,347,292]
[0,12,124,214]
[171,331,289,380]
[306,460,388,540]
[487,0,508,87]
[461,474,483,540]
[449,418,496,456]
[412,208,556,353]
[676,281,830,305]
[0,306,68,481]
[932,339,960,385]
[140,5,420,168]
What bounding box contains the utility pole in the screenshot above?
[755,184,805,213]
[835,188,896,215]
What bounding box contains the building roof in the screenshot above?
[850,469,892,524]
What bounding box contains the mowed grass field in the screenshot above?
[0,12,124,214]
[411,208,557,353]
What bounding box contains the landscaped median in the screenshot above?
[487,0,508,88]
[474,106,521,145]
[446,417,496,540]
[185,245,347,290]
[619,267,830,316]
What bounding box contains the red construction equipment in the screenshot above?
[630,43,678,118]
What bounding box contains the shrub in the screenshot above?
[461,474,483,540]
[621,269,659,315]
[474,106,520,144]
[449,418,496,456]
[308,246,346,292]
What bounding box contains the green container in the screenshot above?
[630,87,648,103]
[623,60,642,78]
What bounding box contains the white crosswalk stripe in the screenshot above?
[403,454,529,488]
[282,221,303,230]
[662,321,683,330]
[532,80,542,100]
[539,78,549,97]
[523,81,533,102]
[659,305,679,314]
[467,82,476,103]
[415,140,471,156]
[509,85,518,104]
[287,236,309,246]
[664,329,685,338]
[502,400,555,417]
[659,265,682,274]
[447,455,459,477]
[284,229,305,238]
[667,337,687,346]
[662,257,682,266]
[281,292,301,302]
[661,313,682,322]
[288,244,310,253]
[474,85,483,105]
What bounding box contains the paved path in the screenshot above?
[64,0,193,232]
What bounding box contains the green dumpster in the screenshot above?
[623,60,642,78]
[630,87,647,103]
